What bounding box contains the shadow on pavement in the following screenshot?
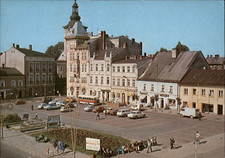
[173,145,182,149]
[200,141,207,144]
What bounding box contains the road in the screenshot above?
[2,97,224,149]
[0,141,38,158]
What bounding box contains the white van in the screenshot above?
[180,107,200,119]
[117,109,130,117]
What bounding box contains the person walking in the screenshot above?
[46,147,50,155]
[170,136,175,149]
[195,131,200,144]
[147,139,152,153]
[96,112,100,120]
[198,112,202,121]
[31,105,34,111]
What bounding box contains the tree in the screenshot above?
[160,47,168,52]
[45,42,64,59]
[175,41,189,54]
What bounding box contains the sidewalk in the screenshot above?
[0,127,90,158]
[112,133,224,158]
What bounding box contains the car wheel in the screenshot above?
[135,116,138,119]
[143,114,145,117]
[190,115,194,119]
[124,114,127,117]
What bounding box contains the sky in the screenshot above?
[0,0,224,57]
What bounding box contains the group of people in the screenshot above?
[51,139,65,154]
[146,137,158,153]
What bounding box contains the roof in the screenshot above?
[95,48,125,60]
[57,51,66,61]
[139,51,208,82]
[206,56,225,65]
[0,67,23,76]
[16,48,54,58]
[113,58,150,64]
[180,69,225,85]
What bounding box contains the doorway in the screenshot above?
[161,98,164,108]
[218,105,223,115]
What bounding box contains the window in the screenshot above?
[0,81,5,87]
[60,66,63,72]
[77,53,79,60]
[82,64,84,72]
[201,89,205,96]
[90,76,92,83]
[193,89,197,95]
[81,77,87,83]
[122,79,125,86]
[122,66,125,72]
[84,65,87,72]
[113,66,115,72]
[184,88,188,95]
[36,63,40,72]
[107,64,110,71]
[183,102,187,107]
[127,79,130,86]
[18,80,23,87]
[112,79,115,85]
[143,84,146,90]
[11,80,16,87]
[192,102,196,108]
[96,64,98,71]
[169,86,173,93]
[161,85,165,92]
[107,77,109,84]
[117,66,120,72]
[151,84,154,91]
[70,44,75,49]
[42,74,46,82]
[209,90,214,97]
[48,74,53,82]
[117,79,120,86]
[95,77,98,84]
[101,64,104,71]
[29,63,34,72]
[101,77,103,84]
[29,74,34,83]
[49,63,53,72]
[218,90,223,97]
[42,63,46,72]
[70,64,72,72]
[112,92,115,99]
[132,66,136,72]
[36,74,40,82]
[127,66,130,72]
[117,93,120,98]
[89,64,93,72]
[132,79,135,87]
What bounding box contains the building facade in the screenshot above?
[0,67,25,99]
[0,44,55,97]
[138,50,210,110]
[206,54,225,70]
[180,69,225,115]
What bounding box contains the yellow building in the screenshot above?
[180,69,224,115]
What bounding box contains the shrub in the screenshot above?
[4,113,21,123]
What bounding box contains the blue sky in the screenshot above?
[0,0,224,57]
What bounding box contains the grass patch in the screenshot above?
[30,127,130,157]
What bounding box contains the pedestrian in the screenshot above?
[170,136,175,149]
[35,112,38,119]
[31,105,34,111]
[96,112,100,120]
[46,147,50,155]
[198,112,202,121]
[147,139,152,153]
[195,131,200,144]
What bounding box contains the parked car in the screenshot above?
[84,105,95,112]
[130,105,144,111]
[128,111,146,119]
[180,107,200,119]
[38,103,47,109]
[48,100,58,105]
[56,101,66,107]
[15,99,25,105]
[65,103,77,108]
[45,104,61,110]
[93,106,105,113]
[117,109,130,117]
[64,97,76,103]
[103,107,113,114]
[109,109,119,116]
[60,106,73,112]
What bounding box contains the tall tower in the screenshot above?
[64,0,90,98]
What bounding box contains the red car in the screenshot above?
[93,106,105,113]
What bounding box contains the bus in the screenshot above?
[77,95,100,105]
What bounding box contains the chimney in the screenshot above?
[12,43,15,48]
[132,38,135,43]
[144,52,146,57]
[101,31,106,50]
[215,54,220,58]
[29,45,32,50]
[16,44,20,48]
[139,42,142,56]
[210,55,212,57]
[140,55,143,59]
[172,49,178,59]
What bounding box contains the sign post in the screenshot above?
[86,138,100,151]
[47,115,60,129]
